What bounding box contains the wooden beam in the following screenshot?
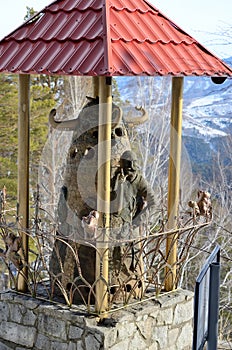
[165,77,183,291]
[17,74,30,292]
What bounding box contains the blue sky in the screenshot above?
[0,0,231,58]
[154,0,232,58]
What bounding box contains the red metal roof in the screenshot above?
[0,0,231,77]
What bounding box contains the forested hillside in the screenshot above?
[0,73,58,202]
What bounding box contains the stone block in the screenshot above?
[38,313,67,340]
[135,312,148,322]
[147,342,158,350]
[117,321,135,339]
[132,301,159,319]
[128,333,148,350]
[60,309,86,326]
[22,309,37,326]
[173,300,193,324]
[68,325,83,340]
[51,340,69,350]
[12,294,41,311]
[93,330,104,344]
[157,290,186,308]
[8,303,26,323]
[109,339,130,350]
[0,301,9,321]
[151,325,168,349]
[102,328,118,348]
[67,342,77,350]
[35,333,51,350]
[39,302,61,317]
[167,327,180,348]
[0,321,36,347]
[114,310,134,323]
[84,316,99,328]
[84,332,103,350]
[75,340,84,350]
[150,306,174,325]
[17,296,41,310]
[0,340,13,350]
[175,323,193,350]
[0,291,14,301]
[136,317,153,340]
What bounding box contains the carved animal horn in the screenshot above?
[49,103,123,130]
[124,106,148,126]
[49,109,78,130]
[112,105,123,127]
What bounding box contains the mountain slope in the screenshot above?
[116,57,232,180]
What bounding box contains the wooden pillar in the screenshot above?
[165,77,183,291]
[95,76,112,314]
[17,74,30,292]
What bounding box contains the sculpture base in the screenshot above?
[0,288,193,350]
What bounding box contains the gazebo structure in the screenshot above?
[0,0,232,314]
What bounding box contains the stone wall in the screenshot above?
[0,289,193,350]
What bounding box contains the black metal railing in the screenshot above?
[192,245,220,350]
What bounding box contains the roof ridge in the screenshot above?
[102,0,113,75]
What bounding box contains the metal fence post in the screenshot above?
[192,245,220,350]
[207,262,220,350]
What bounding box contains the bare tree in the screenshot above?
[121,76,194,220]
[178,135,232,342]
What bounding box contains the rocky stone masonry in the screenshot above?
[0,289,193,350]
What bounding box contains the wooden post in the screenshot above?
[95,76,112,314]
[17,74,30,292]
[165,77,183,291]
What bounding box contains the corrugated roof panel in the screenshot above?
[36,40,105,75]
[77,47,105,75]
[110,8,194,44]
[5,42,35,72]
[0,0,231,76]
[49,0,103,12]
[11,11,103,42]
[41,11,102,41]
[111,10,157,42]
[0,42,19,71]
[111,40,232,76]
[112,41,171,75]
[111,0,155,13]
[18,42,50,72]
[48,42,81,73]
[26,42,65,72]
[60,41,105,74]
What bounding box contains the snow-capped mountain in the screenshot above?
[116,57,232,178]
[116,57,232,140]
[183,62,232,139]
